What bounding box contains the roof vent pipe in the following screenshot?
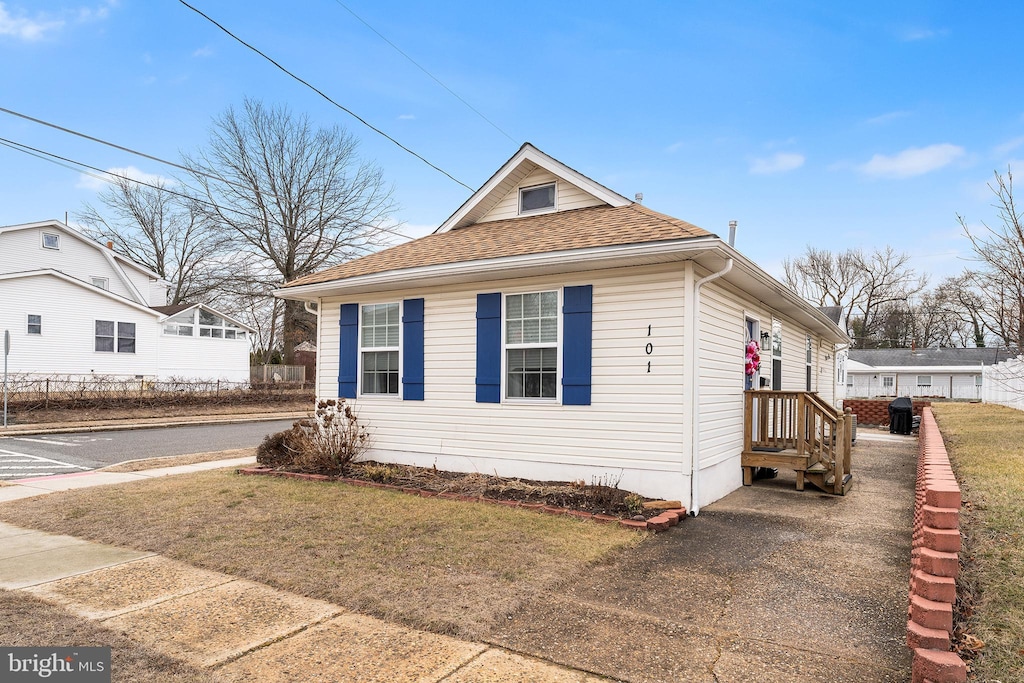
[728,220,737,247]
[634,192,643,203]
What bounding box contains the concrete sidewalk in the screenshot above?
[0,456,607,681]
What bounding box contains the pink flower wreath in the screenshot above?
[745,339,761,377]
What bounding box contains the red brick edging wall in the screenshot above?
[236,467,686,532]
[908,408,967,683]
[842,398,931,426]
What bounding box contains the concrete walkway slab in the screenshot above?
[217,612,487,682]
[100,578,342,667]
[0,526,153,589]
[443,649,607,682]
[23,555,235,619]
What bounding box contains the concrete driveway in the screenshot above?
[488,430,917,682]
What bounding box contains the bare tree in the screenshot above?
[958,168,1024,349]
[784,246,926,347]
[184,98,397,363]
[77,176,223,305]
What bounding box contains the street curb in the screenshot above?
[0,413,307,437]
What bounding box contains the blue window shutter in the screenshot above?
[562,285,593,406]
[402,298,425,400]
[339,303,358,399]
[476,293,501,403]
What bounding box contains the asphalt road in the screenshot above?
[0,419,293,479]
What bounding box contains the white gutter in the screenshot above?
[688,257,733,516]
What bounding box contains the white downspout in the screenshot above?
[688,256,733,516]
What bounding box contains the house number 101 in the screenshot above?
[646,325,653,372]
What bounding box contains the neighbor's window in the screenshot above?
[505,291,558,399]
[196,309,246,340]
[27,314,41,335]
[917,375,932,387]
[91,277,109,290]
[95,320,136,353]
[519,182,556,214]
[882,376,894,390]
[361,302,399,395]
[41,232,60,250]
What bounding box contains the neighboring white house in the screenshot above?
[0,220,253,383]
[845,347,1017,400]
[275,144,849,512]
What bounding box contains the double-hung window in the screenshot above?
[361,303,400,395]
[27,314,41,335]
[505,291,558,399]
[95,320,136,353]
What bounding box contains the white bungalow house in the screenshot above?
[0,220,252,383]
[846,347,1017,400]
[276,144,850,512]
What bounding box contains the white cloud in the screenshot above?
[864,110,911,126]
[397,114,416,120]
[899,27,948,42]
[749,152,805,175]
[993,136,1024,158]
[192,45,214,58]
[76,166,171,191]
[0,1,115,41]
[858,144,965,179]
[0,3,64,40]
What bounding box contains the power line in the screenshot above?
[0,106,414,241]
[331,0,516,144]
[178,0,474,192]
[0,136,416,243]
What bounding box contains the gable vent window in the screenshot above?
[519,182,556,214]
[92,277,109,290]
[41,232,60,250]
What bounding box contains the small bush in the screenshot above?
[624,493,645,516]
[255,399,370,476]
[361,463,400,484]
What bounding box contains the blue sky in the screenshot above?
[2,1,1022,283]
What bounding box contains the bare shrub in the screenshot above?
[256,399,369,476]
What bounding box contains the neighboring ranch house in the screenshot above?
[277,144,850,512]
[0,220,252,383]
[846,347,1018,400]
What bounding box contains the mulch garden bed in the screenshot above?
[239,461,687,532]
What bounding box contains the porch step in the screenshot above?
[804,471,854,496]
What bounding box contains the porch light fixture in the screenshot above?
[760,331,770,343]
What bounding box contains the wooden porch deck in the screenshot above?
[741,390,854,495]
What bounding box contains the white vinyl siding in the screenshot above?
[318,264,688,498]
[0,228,140,302]
[477,169,604,223]
[0,273,159,377]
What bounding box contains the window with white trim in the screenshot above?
[917,375,932,387]
[91,277,109,290]
[199,309,246,339]
[882,375,894,391]
[505,291,558,399]
[360,302,400,395]
[27,314,41,335]
[95,320,135,353]
[41,232,60,250]
[519,182,556,214]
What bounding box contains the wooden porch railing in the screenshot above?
[742,390,853,495]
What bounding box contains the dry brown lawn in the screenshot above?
[932,402,1024,681]
[0,469,639,639]
[101,448,255,473]
[0,590,216,682]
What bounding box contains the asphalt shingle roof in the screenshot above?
[849,347,1019,367]
[283,204,712,288]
